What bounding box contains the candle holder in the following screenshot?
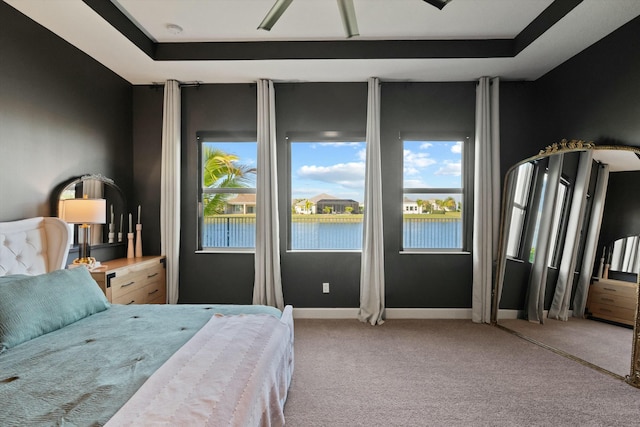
[135,223,143,257]
[108,223,115,244]
[127,232,134,259]
[118,232,123,243]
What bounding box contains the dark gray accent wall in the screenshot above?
[132,86,164,256]
[380,82,475,308]
[0,2,133,262]
[179,84,258,304]
[497,15,640,312]
[533,16,640,147]
[144,81,479,307]
[276,83,367,308]
[532,14,640,285]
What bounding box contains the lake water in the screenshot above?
[202,218,462,249]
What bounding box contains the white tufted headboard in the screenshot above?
[0,217,72,276]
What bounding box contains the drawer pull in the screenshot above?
[147,272,158,279]
[603,287,617,292]
[148,289,159,296]
[601,298,615,303]
[126,300,135,305]
[600,308,612,313]
[121,281,136,288]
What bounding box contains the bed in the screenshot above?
[0,217,294,426]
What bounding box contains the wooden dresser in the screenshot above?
[587,278,638,326]
[90,256,166,305]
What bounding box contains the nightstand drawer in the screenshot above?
[590,280,637,298]
[90,256,166,305]
[588,290,637,310]
[588,302,635,326]
[143,281,166,304]
[110,271,147,300]
[112,285,147,305]
[587,278,637,327]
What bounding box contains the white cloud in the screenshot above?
[403,178,430,188]
[451,141,462,154]
[404,149,437,169]
[298,162,365,189]
[435,160,461,176]
[419,142,433,150]
[357,148,367,161]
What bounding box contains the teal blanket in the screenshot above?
[0,304,281,426]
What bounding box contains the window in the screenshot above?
[198,135,257,250]
[289,136,365,250]
[506,162,534,258]
[547,178,570,267]
[402,139,465,250]
[528,173,570,266]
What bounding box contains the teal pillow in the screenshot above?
[0,267,110,352]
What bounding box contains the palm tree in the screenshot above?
[443,197,457,211]
[202,147,256,215]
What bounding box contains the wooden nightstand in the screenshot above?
[90,256,166,305]
[587,278,638,326]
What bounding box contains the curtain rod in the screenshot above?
[150,81,202,89]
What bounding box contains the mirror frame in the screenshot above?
[490,140,640,388]
[51,173,126,248]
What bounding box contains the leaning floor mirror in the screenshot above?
[491,140,640,388]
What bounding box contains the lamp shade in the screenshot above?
[62,198,106,224]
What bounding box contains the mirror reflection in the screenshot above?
[493,142,640,382]
[51,174,126,247]
[608,236,640,276]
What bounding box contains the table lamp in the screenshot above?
[62,196,106,267]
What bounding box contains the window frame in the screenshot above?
[400,133,471,253]
[506,162,535,260]
[286,131,366,252]
[547,176,571,268]
[197,131,257,253]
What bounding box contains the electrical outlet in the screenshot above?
[322,282,330,293]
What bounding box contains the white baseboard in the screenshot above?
[292,307,473,320]
[496,309,575,320]
[497,309,521,319]
[293,308,359,319]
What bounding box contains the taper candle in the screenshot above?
[119,213,123,233]
[138,205,141,224]
[129,213,132,233]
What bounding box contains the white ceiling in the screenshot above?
[592,149,640,172]
[5,0,640,84]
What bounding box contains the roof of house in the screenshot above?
[226,193,256,205]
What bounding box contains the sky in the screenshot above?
[204,140,463,204]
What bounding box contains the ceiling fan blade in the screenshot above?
[337,0,359,38]
[423,0,452,10]
[258,0,294,31]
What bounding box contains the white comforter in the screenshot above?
[106,306,294,427]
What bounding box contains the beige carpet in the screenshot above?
[499,317,633,378]
[284,319,640,426]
